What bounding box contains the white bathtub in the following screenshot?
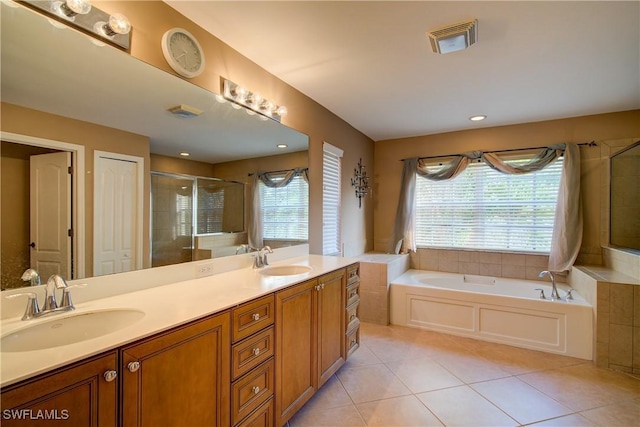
[390,270,593,360]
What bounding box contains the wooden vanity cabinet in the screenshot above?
[275,268,347,426]
[0,351,118,427]
[120,311,230,427]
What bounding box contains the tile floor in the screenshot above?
[288,323,640,426]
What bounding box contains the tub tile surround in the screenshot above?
[288,323,640,427]
[355,253,410,325]
[570,247,640,373]
[409,248,558,282]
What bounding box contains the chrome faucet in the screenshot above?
[6,275,86,320]
[538,270,560,300]
[252,246,273,269]
[21,268,41,286]
[236,244,250,254]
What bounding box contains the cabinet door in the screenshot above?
[121,312,230,427]
[1,352,118,427]
[317,269,346,386]
[275,279,317,426]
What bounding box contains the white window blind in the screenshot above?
[260,174,308,240]
[415,156,563,253]
[323,142,343,255]
[196,188,224,234]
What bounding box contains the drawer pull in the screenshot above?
[251,313,260,321]
[252,386,260,394]
[103,370,118,382]
[252,347,261,356]
[127,361,140,373]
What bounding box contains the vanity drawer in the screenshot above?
[232,326,275,380]
[232,359,275,425]
[346,263,360,285]
[232,295,275,342]
[346,327,360,359]
[236,397,273,427]
[345,300,360,331]
[346,281,360,307]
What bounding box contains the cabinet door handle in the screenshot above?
[251,313,260,321]
[127,361,141,373]
[252,386,260,394]
[315,285,321,291]
[103,370,118,382]
[252,347,261,356]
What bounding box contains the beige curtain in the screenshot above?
[548,143,582,272]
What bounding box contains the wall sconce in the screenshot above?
[351,158,370,208]
[20,0,132,50]
[222,79,287,123]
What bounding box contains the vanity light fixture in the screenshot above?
[469,115,487,121]
[427,19,478,54]
[222,79,287,123]
[351,158,371,208]
[21,0,132,50]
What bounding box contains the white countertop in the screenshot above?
[0,255,356,387]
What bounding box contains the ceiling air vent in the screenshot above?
[167,104,203,119]
[427,19,478,54]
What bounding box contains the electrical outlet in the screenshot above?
[196,262,214,278]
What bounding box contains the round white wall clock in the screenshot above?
[161,28,205,78]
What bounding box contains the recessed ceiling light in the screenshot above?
[277,144,288,148]
[179,152,190,157]
[469,115,486,122]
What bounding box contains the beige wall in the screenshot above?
[95,1,375,256]
[0,103,151,278]
[374,110,640,264]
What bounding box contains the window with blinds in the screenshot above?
[196,187,224,234]
[323,142,343,255]
[260,174,309,240]
[415,156,563,253]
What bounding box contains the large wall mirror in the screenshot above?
[610,140,640,252]
[0,2,309,289]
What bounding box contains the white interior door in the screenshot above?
[30,151,72,280]
[94,154,142,276]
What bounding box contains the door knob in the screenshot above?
[29,242,36,248]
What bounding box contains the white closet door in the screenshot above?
[94,154,141,276]
[30,152,72,279]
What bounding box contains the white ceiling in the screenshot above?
[166,1,640,141]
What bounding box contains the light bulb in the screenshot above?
[260,100,275,114]
[108,13,131,35]
[233,86,247,101]
[51,0,90,20]
[275,106,288,117]
[66,0,91,14]
[94,13,131,38]
[214,94,226,104]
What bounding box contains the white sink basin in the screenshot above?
[1,309,145,352]
[259,265,312,276]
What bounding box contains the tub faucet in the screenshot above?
[538,270,560,300]
[21,268,41,286]
[253,246,273,269]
